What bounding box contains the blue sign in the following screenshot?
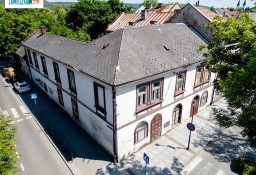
[143,153,149,164]
[30,93,37,100]
[187,123,195,131]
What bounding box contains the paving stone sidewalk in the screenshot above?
[121,98,228,175]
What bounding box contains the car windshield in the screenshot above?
[20,83,28,88]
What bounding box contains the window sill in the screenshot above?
[136,99,163,114]
[194,80,209,88]
[174,91,184,97]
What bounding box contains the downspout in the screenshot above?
[210,72,218,105]
[112,86,118,162]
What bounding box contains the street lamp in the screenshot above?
[187,99,197,151]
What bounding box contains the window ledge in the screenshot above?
[136,99,163,114]
[174,91,184,97]
[194,80,209,88]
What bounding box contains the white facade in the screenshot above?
[22,46,216,161]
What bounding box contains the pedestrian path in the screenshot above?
[122,98,229,175]
[0,105,33,124]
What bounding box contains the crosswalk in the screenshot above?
[181,156,226,175]
[0,105,33,124]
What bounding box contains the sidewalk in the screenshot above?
[121,98,228,175]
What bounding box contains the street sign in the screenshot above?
[143,153,149,164]
[187,123,195,131]
[30,93,37,100]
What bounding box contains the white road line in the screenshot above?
[9,121,15,124]
[20,163,25,171]
[2,110,8,115]
[25,116,32,119]
[19,106,27,115]
[17,119,24,123]
[196,162,214,175]
[181,156,203,175]
[11,108,20,119]
[215,169,225,175]
[16,152,20,159]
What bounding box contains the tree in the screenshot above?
[0,115,18,175]
[142,0,158,7]
[66,0,131,39]
[201,14,256,147]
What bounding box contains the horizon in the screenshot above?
[47,0,255,8]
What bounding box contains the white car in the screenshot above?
[14,81,31,93]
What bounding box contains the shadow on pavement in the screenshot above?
[14,70,112,163]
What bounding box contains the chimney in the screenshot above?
[41,26,46,35]
[141,10,147,20]
[157,3,162,8]
[128,22,136,26]
[150,21,157,25]
[198,0,200,6]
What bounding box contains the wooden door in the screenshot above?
[190,96,199,117]
[173,104,182,125]
[151,114,162,142]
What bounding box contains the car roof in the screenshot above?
[246,152,256,159]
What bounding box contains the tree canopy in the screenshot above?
[66,0,132,39]
[202,14,256,147]
[0,115,18,175]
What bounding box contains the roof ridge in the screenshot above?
[113,29,124,86]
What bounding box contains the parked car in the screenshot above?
[13,81,31,93]
[241,152,256,161]
[235,152,256,174]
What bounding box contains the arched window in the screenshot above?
[134,121,148,144]
[200,91,208,107]
[173,104,182,125]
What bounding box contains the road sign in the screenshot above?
[30,93,37,100]
[187,123,195,131]
[143,153,149,164]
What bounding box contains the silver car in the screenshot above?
[14,81,31,93]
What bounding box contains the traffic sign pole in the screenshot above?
[145,162,147,175]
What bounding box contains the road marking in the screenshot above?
[20,163,25,171]
[11,108,20,119]
[196,162,214,175]
[215,169,225,175]
[16,152,20,159]
[25,116,32,120]
[17,119,24,123]
[181,156,203,175]
[9,121,15,124]
[2,110,8,115]
[19,106,27,115]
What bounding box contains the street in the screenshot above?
[0,74,73,175]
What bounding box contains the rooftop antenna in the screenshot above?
[242,0,246,9]
[237,0,240,8]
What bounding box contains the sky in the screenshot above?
[47,0,256,8]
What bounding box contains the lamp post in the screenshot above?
[187,99,197,151]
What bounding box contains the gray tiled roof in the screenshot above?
[22,23,207,86]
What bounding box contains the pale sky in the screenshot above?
[122,0,255,8]
[48,0,256,8]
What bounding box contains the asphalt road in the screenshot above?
[0,75,73,175]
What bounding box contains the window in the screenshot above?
[67,69,76,94]
[138,85,148,107]
[136,78,164,111]
[41,56,48,76]
[27,49,33,65]
[134,121,148,144]
[175,72,186,95]
[53,62,61,84]
[200,91,208,107]
[71,98,79,119]
[194,65,210,86]
[57,88,64,107]
[32,52,39,69]
[93,82,106,115]
[173,104,182,125]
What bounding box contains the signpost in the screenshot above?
[143,153,149,175]
[186,122,196,150]
[30,93,37,110]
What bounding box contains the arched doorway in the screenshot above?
[190,95,200,117]
[151,113,162,142]
[173,104,182,125]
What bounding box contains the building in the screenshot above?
[18,23,216,161]
[169,3,218,42]
[106,3,181,32]
[215,8,241,18]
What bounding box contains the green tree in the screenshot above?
[142,0,158,7]
[66,0,131,39]
[0,115,18,175]
[201,14,256,147]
